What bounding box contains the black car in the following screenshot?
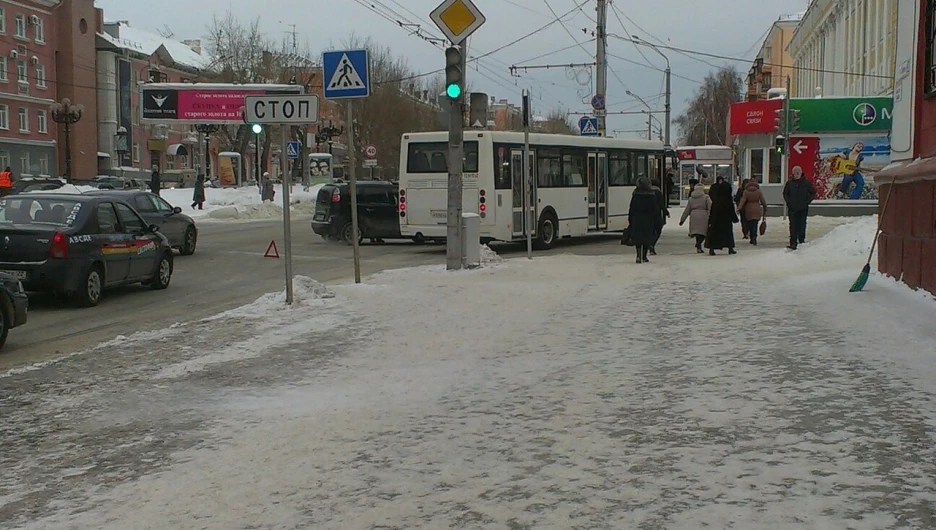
[312,182,412,245]
[85,190,198,255]
[12,177,67,194]
[0,193,174,307]
[0,271,28,350]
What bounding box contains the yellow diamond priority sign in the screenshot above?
[430,0,486,44]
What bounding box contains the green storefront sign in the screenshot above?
[790,97,893,133]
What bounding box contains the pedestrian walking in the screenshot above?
[705,177,738,256]
[149,170,161,196]
[649,178,670,255]
[783,165,817,250]
[261,175,276,203]
[734,178,749,239]
[679,183,712,253]
[737,178,768,245]
[191,174,206,210]
[0,166,13,197]
[628,177,663,264]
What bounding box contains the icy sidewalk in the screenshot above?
[5,220,936,529]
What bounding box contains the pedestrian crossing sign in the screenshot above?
[579,116,599,136]
[323,49,371,99]
[286,141,300,160]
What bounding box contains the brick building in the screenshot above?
[875,0,936,296]
[0,0,60,178]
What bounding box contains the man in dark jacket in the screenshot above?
[149,170,161,196]
[783,165,817,250]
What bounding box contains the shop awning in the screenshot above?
[167,143,188,157]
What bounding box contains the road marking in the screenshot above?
[218,250,350,261]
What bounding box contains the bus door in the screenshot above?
[510,148,536,238]
[587,152,608,230]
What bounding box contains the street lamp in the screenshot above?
[631,35,671,148]
[114,126,128,178]
[50,98,84,181]
[625,90,657,141]
[194,124,219,179]
[315,120,344,154]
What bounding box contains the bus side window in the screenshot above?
[495,145,511,189]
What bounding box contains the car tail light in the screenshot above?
[50,232,68,259]
[399,195,406,204]
[399,202,406,211]
[331,189,341,202]
[479,203,486,212]
[479,189,485,197]
[399,189,406,197]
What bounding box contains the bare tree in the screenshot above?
[538,109,576,135]
[673,66,744,146]
[331,37,440,179]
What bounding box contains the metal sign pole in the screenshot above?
[281,124,295,304]
[523,89,532,260]
[348,100,362,284]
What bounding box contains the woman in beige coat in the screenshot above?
[679,184,712,253]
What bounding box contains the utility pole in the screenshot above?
[522,89,532,260]
[595,0,608,137]
[663,65,671,146]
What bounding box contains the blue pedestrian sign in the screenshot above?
[591,94,605,111]
[286,141,300,160]
[323,49,370,99]
[579,116,599,136]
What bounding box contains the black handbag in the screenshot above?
[621,227,635,246]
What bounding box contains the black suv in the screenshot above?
[0,272,28,350]
[312,181,412,245]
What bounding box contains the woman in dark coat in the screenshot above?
[628,177,663,264]
[704,177,738,255]
[191,174,206,210]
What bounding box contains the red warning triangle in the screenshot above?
[264,240,279,258]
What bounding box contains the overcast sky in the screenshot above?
[94,0,808,138]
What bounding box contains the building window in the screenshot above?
[37,109,46,133]
[166,155,176,170]
[35,64,45,88]
[0,8,6,34]
[20,153,29,175]
[16,61,26,83]
[14,14,25,38]
[38,154,48,175]
[133,143,140,163]
[0,105,7,130]
[34,17,43,43]
[0,57,6,82]
[18,107,28,132]
[0,154,8,170]
[927,0,936,94]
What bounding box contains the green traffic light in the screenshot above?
[446,84,461,99]
[252,124,262,134]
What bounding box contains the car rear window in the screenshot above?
[0,197,83,227]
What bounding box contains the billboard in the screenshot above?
[789,134,891,201]
[729,99,783,135]
[141,84,303,124]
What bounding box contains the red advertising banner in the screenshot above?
[141,84,303,124]
[787,136,820,178]
[177,90,265,122]
[729,99,782,135]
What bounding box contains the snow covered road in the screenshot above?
[2,217,935,529]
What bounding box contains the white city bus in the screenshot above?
[675,145,736,200]
[399,131,671,248]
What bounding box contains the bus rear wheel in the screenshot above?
[534,212,558,250]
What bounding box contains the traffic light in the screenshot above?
[444,46,463,100]
[775,134,786,154]
[790,109,801,133]
[773,109,784,134]
[252,123,262,134]
[469,92,488,128]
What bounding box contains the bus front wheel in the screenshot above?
[534,212,558,250]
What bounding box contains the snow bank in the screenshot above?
[798,215,877,258]
[208,275,336,320]
[480,244,503,266]
[159,184,323,221]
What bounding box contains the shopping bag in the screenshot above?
[621,227,635,246]
[759,219,767,236]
